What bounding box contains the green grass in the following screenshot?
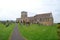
[18,24,57,40]
[0,23,15,40]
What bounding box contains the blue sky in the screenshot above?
[0,0,60,23]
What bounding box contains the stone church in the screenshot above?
[16,11,53,25]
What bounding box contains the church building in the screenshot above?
[16,11,53,25]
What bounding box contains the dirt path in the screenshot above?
[9,23,25,40]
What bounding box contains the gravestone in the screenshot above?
[57,23,60,40]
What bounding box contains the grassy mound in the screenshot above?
[0,23,15,40]
[18,24,57,40]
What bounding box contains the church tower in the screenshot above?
[21,11,27,19]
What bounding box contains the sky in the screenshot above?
[0,0,60,23]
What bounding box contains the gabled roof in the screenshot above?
[27,17,35,20]
[34,13,52,18]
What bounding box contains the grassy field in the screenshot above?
[18,24,58,40]
[0,23,15,40]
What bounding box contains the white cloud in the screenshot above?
[0,0,60,23]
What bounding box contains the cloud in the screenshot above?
[0,0,60,23]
